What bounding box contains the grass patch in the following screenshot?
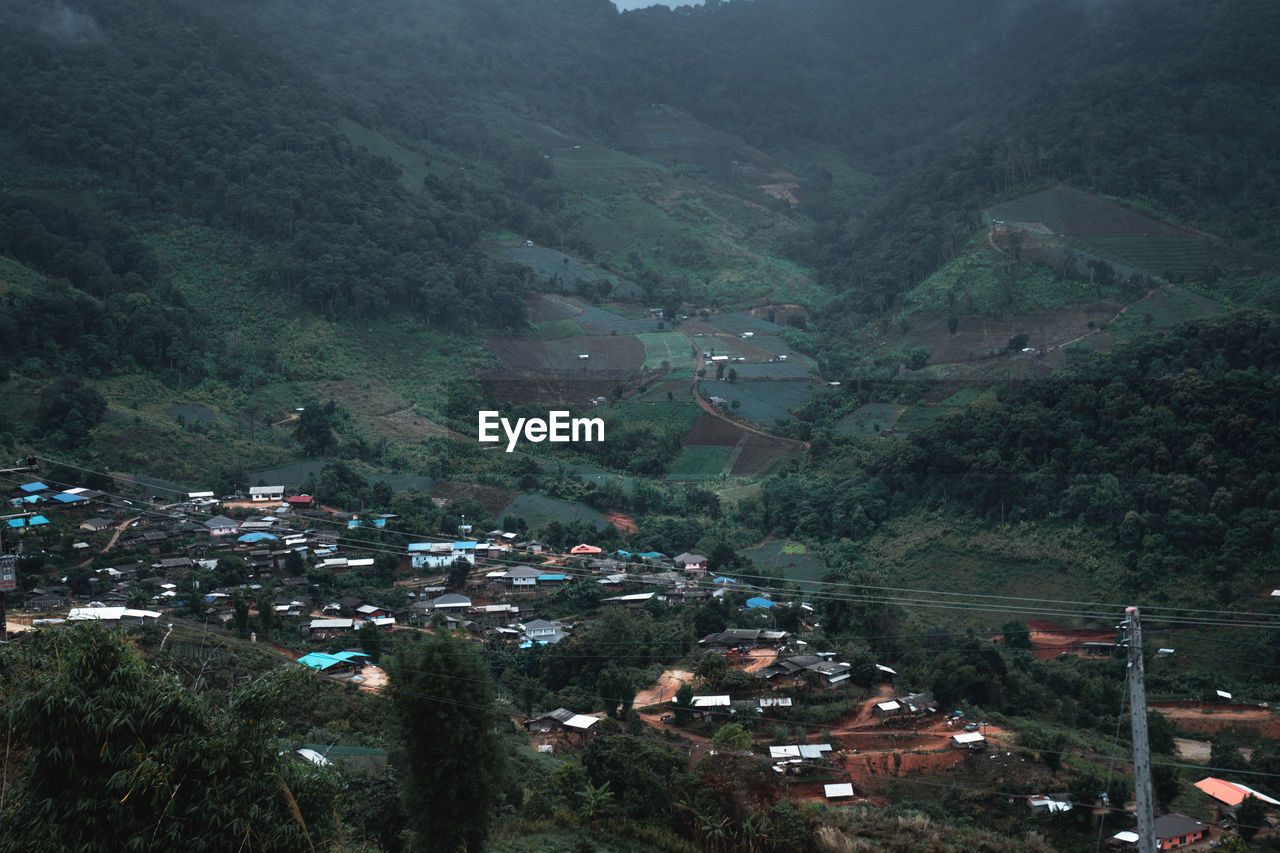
[637,332,695,371]
[1107,285,1219,342]
[835,403,903,437]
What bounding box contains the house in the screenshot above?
[674,552,709,575]
[520,619,567,645]
[1107,814,1209,850]
[355,604,389,619]
[951,731,986,750]
[430,593,472,612]
[699,628,791,650]
[204,515,240,537]
[899,692,938,716]
[874,700,902,718]
[523,708,600,739]
[249,485,285,502]
[66,606,162,624]
[756,654,851,687]
[79,517,113,532]
[824,783,855,800]
[297,651,369,675]
[286,495,315,509]
[407,541,477,569]
[689,695,732,721]
[503,566,543,589]
[1027,795,1072,814]
[1194,776,1280,818]
[307,618,356,635]
[569,543,603,556]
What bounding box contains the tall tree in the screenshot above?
[385,631,508,852]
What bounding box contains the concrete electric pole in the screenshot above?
[1122,605,1156,853]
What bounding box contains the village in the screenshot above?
[6,473,1275,850]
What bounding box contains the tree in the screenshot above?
[1001,620,1032,649]
[0,623,324,851]
[696,652,728,688]
[447,557,471,590]
[711,722,752,751]
[386,631,508,852]
[1237,794,1267,840]
[673,682,696,725]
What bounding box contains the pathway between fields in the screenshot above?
[678,329,810,450]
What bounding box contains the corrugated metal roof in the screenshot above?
[825,783,854,798]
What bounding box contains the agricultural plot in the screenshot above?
[892,404,955,434]
[730,432,803,476]
[434,481,520,517]
[636,332,696,370]
[683,414,746,446]
[488,244,642,301]
[166,403,222,425]
[731,361,811,380]
[741,539,827,586]
[668,445,734,479]
[485,335,644,376]
[1107,285,1219,342]
[499,493,611,532]
[1069,235,1211,281]
[990,186,1190,239]
[572,303,665,336]
[534,318,584,339]
[699,379,825,426]
[248,460,327,490]
[704,313,785,336]
[835,403,903,438]
[634,378,693,403]
[536,459,635,496]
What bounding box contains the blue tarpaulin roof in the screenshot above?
[745,597,776,609]
[297,651,370,671]
[538,574,566,581]
[20,482,48,492]
[237,532,278,543]
[6,515,48,529]
[52,492,87,503]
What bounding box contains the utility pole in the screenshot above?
[1122,606,1156,853]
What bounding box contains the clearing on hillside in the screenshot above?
[498,493,611,532]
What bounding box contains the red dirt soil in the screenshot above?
[603,511,637,534]
[1150,702,1280,738]
[1025,619,1118,660]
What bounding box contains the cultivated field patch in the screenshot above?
[484,335,645,376]
[667,444,734,479]
[636,332,695,370]
[703,313,786,336]
[835,403,903,437]
[488,243,641,300]
[731,361,811,380]
[499,493,611,532]
[433,481,521,517]
[683,414,746,447]
[742,539,828,585]
[729,432,802,475]
[699,379,823,426]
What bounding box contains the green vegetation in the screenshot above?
[636,332,695,371]
[667,444,733,480]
